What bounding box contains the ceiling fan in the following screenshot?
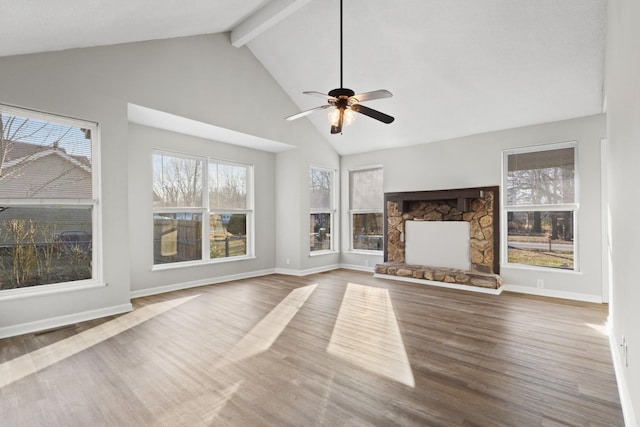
[285,0,394,134]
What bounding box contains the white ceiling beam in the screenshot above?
[231,0,312,48]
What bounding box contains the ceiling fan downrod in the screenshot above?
[339,0,344,89]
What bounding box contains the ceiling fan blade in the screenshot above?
[351,104,395,124]
[285,105,332,121]
[350,89,393,103]
[303,91,337,101]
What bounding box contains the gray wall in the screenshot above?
[0,33,337,335]
[127,124,277,293]
[274,123,341,274]
[605,0,640,423]
[341,114,607,301]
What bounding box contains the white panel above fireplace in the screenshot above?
[405,221,471,271]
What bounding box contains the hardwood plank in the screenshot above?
[0,270,624,426]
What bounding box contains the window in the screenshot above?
[208,162,250,259]
[153,151,252,266]
[349,167,383,252]
[503,142,577,270]
[0,104,99,291]
[310,167,334,253]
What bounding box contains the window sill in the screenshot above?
[152,255,256,271]
[0,280,107,302]
[309,250,339,257]
[501,263,581,274]
[345,250,383,256]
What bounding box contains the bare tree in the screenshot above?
[153,155,202,207]
[310,168,332,209]
[210,164,246,209]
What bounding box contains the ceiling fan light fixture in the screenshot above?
[328,107,342,127]
[328,106,357,131]
[344,107,357,125]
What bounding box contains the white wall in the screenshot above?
[341,114,607,301]
[605,0,640,424]
[0,33,337,335]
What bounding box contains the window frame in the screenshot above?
[348,166,384,254]
[152,149,254,269]
[309,166,336,255]
[502,141,579,271]
[0,103,103,299]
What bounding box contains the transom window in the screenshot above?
[0,104,100,292]
[349,167,383,252]
[152,151,252,266]
[503,142,577,270]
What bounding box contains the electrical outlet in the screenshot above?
[286,258,290,265]
[364,259,369,267]
[621,336,628,367]
[536,279,544,289]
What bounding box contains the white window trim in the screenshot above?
[309,166,336,255]
[347,166,383,254]
[152,150,254,268]
[501,141,579,271]
[0,104,103,299]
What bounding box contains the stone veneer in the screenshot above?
[374,262,502,289]
[377,187,501,290]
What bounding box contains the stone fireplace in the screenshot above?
[374,186,502,291]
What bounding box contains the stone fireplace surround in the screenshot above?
[374,186,503,291]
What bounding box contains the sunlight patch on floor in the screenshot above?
[220,284,318,366]
[0,294,200,389]
[585,322,609,336]
[155,380,242,425]
[327,283,415,387]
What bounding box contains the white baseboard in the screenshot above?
[275,263,376,276]
[609,326,638,427]
[339,263,375,273]
[274,264,341,276]
[339,269,603,302]
[273,267,304,276]
[501,284,603,303]
[273,263,373,277]
[373,273,503,295]
[130,268,276,299]
[0,303,133,339]
[130,268,602,302]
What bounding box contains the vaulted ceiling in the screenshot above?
[0,0,606,155]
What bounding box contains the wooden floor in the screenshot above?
[0,270,624,426]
